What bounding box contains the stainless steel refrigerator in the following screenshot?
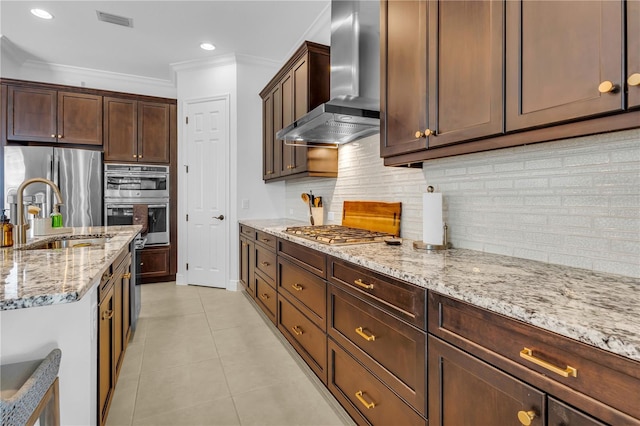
[3,146,102,227]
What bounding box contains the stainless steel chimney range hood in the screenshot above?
[276,0,380,145]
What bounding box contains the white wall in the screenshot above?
[285,130,640,278]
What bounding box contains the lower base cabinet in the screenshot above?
[98,249,132,426]
[140,245,171,282]
[328,339,426,426]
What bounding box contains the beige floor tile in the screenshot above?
[131,397,240,426]
[133,359,231,421]
[118,341,144,380]
[140,296,204,319]
[204,299,264,331]
[233,376,347,426]
[220,341,307,395]
[140,282,201,303]
[212,322,283,359]
[145,312,211,341]
[105,375,139,426]
[141,332,219,373]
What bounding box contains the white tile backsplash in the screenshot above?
[285,129,640,277]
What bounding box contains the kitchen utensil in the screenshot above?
[301,193,314,225]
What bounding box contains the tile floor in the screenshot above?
[106,282,353,426]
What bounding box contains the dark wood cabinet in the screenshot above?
[428,335,545,426]
[628,0,640,109]
[380,0,428,157]
[104,99,170,163]
[260,41,337,181]
[239,234,254,296]
[98,249,132,426]
[380,0,639,166]
[103,97,137,162]
[506,0,624,130]
[6,85,102,145]
[140,246,171,280]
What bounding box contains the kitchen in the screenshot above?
[1,1,639,425]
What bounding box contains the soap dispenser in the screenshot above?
[51,204,63,228]
[1,210,14,247]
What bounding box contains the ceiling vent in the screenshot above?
[96,11,133,28]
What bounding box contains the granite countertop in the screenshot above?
[240,219,640,362]
[0,225,142,310]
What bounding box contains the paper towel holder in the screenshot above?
[413,223,451,251]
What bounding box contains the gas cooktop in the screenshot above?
[284,225,394,245]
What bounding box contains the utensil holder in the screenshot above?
[311,207,324,226]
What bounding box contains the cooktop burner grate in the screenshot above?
[284,225,393,245]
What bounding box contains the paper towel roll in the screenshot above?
[423,192,443,245]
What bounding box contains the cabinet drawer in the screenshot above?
[240,225,255,238]
[329,257,426,330]
[255,272,277,324]
[548,398,605,426]
[278,296,326,383]
[328,339,426,426]
[428,292,640,421]
[329,284,426,416]
[255,244,276,283]
[278,238,327,278]
[255,230,276,250]
[278,257,326,330]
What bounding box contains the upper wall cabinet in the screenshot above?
[506,0,624,130]
[104,98,170,164]
[6,85,102,145]
[260,41,338,182]
[381,0,639,166]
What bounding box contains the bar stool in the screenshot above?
[0,349,62,426]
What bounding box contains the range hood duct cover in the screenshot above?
[276,0,380,145]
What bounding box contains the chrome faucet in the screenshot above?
[16,178,64,245]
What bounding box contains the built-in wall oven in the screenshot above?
[104,164,170,246]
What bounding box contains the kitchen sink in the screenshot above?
[22,236,111,250]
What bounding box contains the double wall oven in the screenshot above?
[104,164,169,246]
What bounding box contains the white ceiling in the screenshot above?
[0,1,330,82]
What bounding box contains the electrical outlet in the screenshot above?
[241,199,250,209]
[328,212,335,221]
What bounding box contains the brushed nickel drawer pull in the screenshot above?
[259,293,269,300]
[291,325,304,336]
[291,283,303,291]
[520,347,577,378]
[355,391,375,409]
[355,327,376,342]
[102,310,114,320]
[354,279,374,290]
[260,261,270,267]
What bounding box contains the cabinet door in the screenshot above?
[279,72,295,175]
[239,236,250,290]
[380,0,428,157]
[7,86,57,142]
[291,57,309,174]
[104,97,137,162]
[506,1,624,130]
[140,246,171,279]
[271,85,284,177]
[113,269,123,374]
[98,286,115,426]
[628,0,640,109]
[427,0,504,147]
[262,93,276,179]
[57,91,102,145]
[121,257,132,353]
[428,335,545,426]
[138,102,170,163]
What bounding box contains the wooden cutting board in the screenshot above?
[342,201,402,237]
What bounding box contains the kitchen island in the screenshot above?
[240,219,640,425]
[0,225,141,426]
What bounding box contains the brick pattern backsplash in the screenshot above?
[285,129,640,278]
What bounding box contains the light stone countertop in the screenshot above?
[0,225,142,310]
[240,219,640,362]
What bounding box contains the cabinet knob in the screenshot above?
[266,170,274,175]
[102,310,114,320]
[598,80,618,93]
[123,272,131,279]
[57,134,63,138]
[628,73,640,87]
[517,410,536,426]
[133,154,138,158]
[415,129,434,138]
[51,134,56,138]
[139,154,143,159]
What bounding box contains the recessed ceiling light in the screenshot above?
[31,8,54,20]
[200,42,216,51]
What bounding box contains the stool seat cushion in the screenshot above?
[0,349,61,426]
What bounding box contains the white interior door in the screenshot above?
[186,98,228,287]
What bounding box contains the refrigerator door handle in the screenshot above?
[45,154,54,218]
